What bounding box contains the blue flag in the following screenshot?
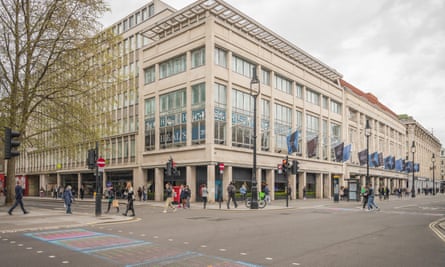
[286,131,299,154]
[343,144,352,162]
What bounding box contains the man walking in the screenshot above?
[8,181,29,215]
[227,181,237,209]
[367,183,380,211]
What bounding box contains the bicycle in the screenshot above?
[245,191,267,209]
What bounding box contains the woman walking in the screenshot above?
[105,185,119,213]
[122,182,135,216]
[201,184,208,209]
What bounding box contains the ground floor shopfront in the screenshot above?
[22,163,410,203]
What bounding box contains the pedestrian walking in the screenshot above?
[80,184,85,200]
[227,181,237,209]
[8,181,29,215]
[288,183,292,200]
[185,185,192,209]
[122,182,136,216]
[303,186,307,200]
[105,186,119,213]
[361,185,369,210]
[264,183,271,203]
[142,185,147,201]
[163,183,176,213]
[201,184,208,209]
[137,186,142,201]
[63,185,73,214]
[367,183,380,211]
[240,183,247,201]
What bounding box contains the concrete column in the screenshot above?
[223,165,232,200]
[207,164,215,203]
[299,172,307,199]
[323,174,331,199]
[187,166,195,202]
[265,169,273,199]
[154,167,164,201]
[133,167,144,189]
[316,173,323,199]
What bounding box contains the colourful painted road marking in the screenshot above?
[25,229,262,267]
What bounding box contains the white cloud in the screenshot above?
[102,0,445,144]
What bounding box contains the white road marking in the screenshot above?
[219,248,226,251]
[200,245,207,248]
[62,261,70,264]
[265,257,273,260]
[49,255,56,258]
[240,252,247,255]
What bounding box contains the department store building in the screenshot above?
[15,0,442,201]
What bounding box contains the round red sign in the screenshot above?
[97,157,106,168]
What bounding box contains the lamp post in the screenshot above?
[250,66,260,209]
[365,120,371,185]
[432,153,436,196]
[411,141,416,198]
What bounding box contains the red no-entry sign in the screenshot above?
[97,157,106,168]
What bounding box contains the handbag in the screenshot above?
[112,199,119,207]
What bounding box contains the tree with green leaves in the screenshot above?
[0,0,120,204]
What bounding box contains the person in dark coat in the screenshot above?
[63,185,73,214]
[8,181,29,215]
[122,182,135,216]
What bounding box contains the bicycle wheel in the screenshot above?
[245,197,251,208]
[258,199,267,209]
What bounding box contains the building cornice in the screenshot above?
[141,0,342,82]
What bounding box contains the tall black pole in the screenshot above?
[250,66,259,209]
[95,141,102,216]
[365,120,371,186]
[411,141,416,198]
[366,136,369,185]
[432,153,436,196]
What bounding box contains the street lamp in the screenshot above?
[432,153,436,196]
[365,120,371,185]
[250,66,260,209]
[411,141,416,198]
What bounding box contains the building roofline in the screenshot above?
[141,0,342,82]
[340,79,399,119]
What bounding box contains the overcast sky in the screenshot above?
[102,0,445,146]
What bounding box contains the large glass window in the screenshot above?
[159,54,186,79]
[232,89,254,148]
[295,83,303,98]
[192,83,206,145]
[191,47,205,68]
[274,104,291,152]
[232,55,254,79]
[261,99,270,151]
[144,66,155,84]
[214,83,227,145]
[144,98,155,151]
[306,114,319,158]
[214,47,227,68]
[159,89,187,148]
[262,69,271,86]
[330,100,342,114]
[275,74,292,95]
[306,89,320,106]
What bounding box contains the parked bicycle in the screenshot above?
[245,191,267,209]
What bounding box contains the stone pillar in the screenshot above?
[299,172,307,199]
[316,173,323,199]
[266,169,273,200]
[187,166,195,202]
[207,164,215,203]
[155,167,164,201]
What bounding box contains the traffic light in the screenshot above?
[282,157,289,173]
[292,160,299,174]
[4,127,21,159]
[87,149,96,169]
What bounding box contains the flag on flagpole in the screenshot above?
[286,130,299,154]
[334,142,344,162]
[343,144,352,162]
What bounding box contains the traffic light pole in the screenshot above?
[94,141,101,217]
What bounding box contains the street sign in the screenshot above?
[219,162,224,174]
[97,157,105,172]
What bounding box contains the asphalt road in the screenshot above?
[1,195,445,267]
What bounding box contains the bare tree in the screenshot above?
[0,0,119,204]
